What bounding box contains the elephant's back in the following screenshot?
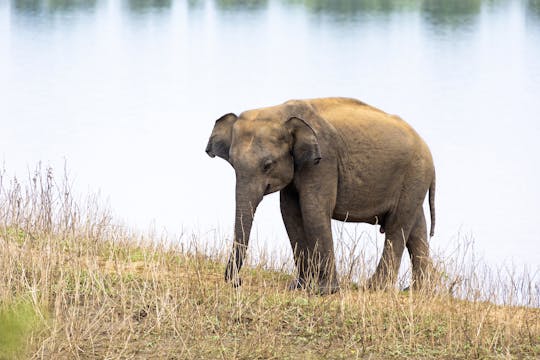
[285,97,430,159]
[305,97,387,117]
[306,98,420,147]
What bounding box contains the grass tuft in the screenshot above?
[0,166,538,359]
[0,298,47,360]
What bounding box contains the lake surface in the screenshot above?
[1,0,539,276]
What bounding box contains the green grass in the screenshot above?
[0,299,46,360]
[0,167,538,359]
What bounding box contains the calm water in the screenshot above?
[1,0,539,273]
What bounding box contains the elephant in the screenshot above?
[205,97,436,294]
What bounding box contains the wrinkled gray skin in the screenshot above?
[206,98,436,294]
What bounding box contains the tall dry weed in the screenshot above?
[0,165,538,359]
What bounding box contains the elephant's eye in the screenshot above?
[262,159,273,172]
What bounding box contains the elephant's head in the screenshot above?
[205,109,321,285]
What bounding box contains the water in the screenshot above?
[1,0,539,274]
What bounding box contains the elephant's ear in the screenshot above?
[286,117,322,169]
[205,113,238,161]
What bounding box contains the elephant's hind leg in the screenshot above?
[367,200,420,290]
[367,227,408,290]
[406,208,432,289]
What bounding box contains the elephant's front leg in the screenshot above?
[280,185,310,290]
[298,186,339,295]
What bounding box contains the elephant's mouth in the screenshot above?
[264,183,273,195]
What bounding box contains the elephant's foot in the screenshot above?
[288,277,306,291]
[364,277,381,291]
[410,263,437,291]
[365,273,395,291]
[317,278,340,295]
[224,268,242,288]
[231,277,242,288]
[289,277,339,295]
[225,276,242,288]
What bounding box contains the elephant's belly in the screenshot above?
[332,186,394,225]
[331,210,383,225]
[332,168,400,225]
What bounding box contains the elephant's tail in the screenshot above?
[429,175,436,237]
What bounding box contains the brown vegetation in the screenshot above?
[0,167,538,359]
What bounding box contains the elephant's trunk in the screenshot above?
[224,179,263,285]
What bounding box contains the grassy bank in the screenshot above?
[0,168,538,359]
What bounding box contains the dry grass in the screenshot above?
[0,166,539,359]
